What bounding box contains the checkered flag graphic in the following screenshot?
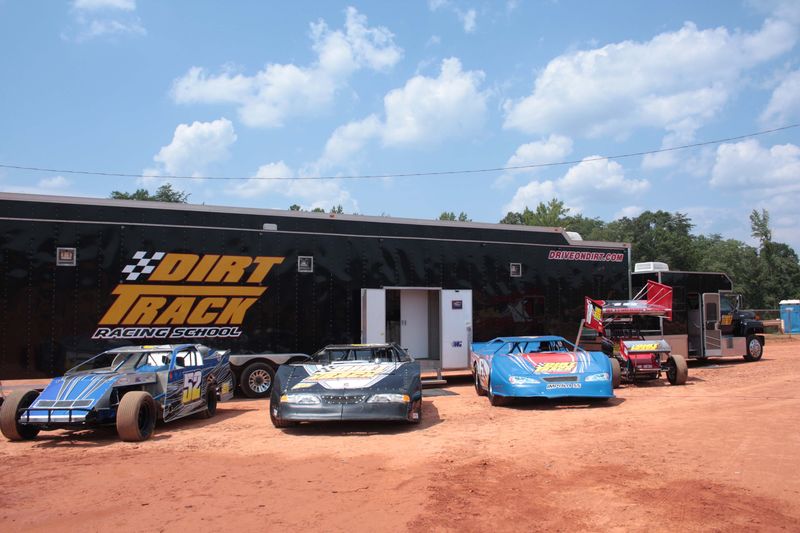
[122,251,165,281]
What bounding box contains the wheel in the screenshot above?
[474,366,487,396]
[487,377,508,407]
[743,335,764,362]
[240,362,276,398]
[0,389,41,441]
[196,381,218,419]
[116,391,157,442]
[269,403,297,428]
[407,398,422,424]
[609,358,621,389]
[666,354,688,385]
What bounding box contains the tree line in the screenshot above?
[110,185,799,307]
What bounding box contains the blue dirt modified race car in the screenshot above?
[269,343,422,427]
[0,344,234,442]
[470,336,616,406]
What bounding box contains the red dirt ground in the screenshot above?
[2,338,799,532]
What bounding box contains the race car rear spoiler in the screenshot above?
[598,280,673,320]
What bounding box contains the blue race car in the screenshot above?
[470,336,616,406]
[0,344,234,442]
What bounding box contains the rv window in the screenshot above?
[705,302,718,320]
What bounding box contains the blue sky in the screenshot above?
[1,1,799,250]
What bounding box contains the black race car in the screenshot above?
[269,343,422,427]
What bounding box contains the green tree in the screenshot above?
[330,205,344,214]
[603,211,697,269]
[289,204,301,211]
[110,183,189,203]
[501,198,570,227]
[439,211,471,222]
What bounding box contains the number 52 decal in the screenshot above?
[182,370,203,404]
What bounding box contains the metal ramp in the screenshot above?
[418,359,448,387]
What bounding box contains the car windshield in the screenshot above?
[310,346,405,364]
[66,350,168,375]
[504,339,571,354]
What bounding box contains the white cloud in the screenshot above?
[72,0,135,10]
[428,1,478,34]
[614,205,644,219]
[68,0,145,41]
[231,161,356,212]
[503,157,649,213]
[382,58,487,146]
[760,69,800,127]
[172,7,402,128]
[710,139,800,191]
[148,118,237,177]
[317,57,488,170]
[494,134,573,187]
[710,139,800,249]
[504,16,798,144]
[0,176,72,195]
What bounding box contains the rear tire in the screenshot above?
[116,391,157,442]
[474,366,487,397]
[743,335,764,362]
[666,354,688,385]
[240,363,276,398]
[0,389,41,441]
[609,358,621,389]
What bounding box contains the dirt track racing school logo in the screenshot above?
[93,251,284,340]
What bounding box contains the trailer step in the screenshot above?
[422,378,448,387]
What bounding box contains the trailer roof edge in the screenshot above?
[0,191,630,249]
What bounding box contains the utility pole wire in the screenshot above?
[0,123,797,182]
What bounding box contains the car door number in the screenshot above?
[182,370,203,404]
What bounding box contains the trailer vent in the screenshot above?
[634,262,669,273]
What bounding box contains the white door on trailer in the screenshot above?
[361,289,386,343]
[400,290,429,358]
[440,290,472,370]
[702,292,722,356]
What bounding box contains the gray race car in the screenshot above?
[269,343,422,427]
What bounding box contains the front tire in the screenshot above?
[116,391,157,442]
[743,335,764,362]
[487,377,509,407]
[0,389,40,441]
[666,354,688,385]
[240,362,276,398]
[196,381,218,419]
[270,404,297,428]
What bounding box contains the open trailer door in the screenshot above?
[702,292,722,356]
[361,288,386,344]
[440,289,472,370]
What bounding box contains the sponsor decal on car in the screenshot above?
[545,383,582,389]
[534,361,577,374]
[92,251,284,340]
[298,363,395,389]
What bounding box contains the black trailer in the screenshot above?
[0,192,631,380]
[632,263,765,361]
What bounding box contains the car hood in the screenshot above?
[283,361,410,392]
[497,351,607,375]
[36,371,157,407]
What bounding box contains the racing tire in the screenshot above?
[487,377,509,407]
[116,391,157,442]
[407,398,423,424]
[474,366,487,397]
[609,358,621,389]
[240,362,276,398]
[743,335,764,362]
[0,389,41,441]
[197,381,218,419]
[270,405,297,429]
[666,354,688,386]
